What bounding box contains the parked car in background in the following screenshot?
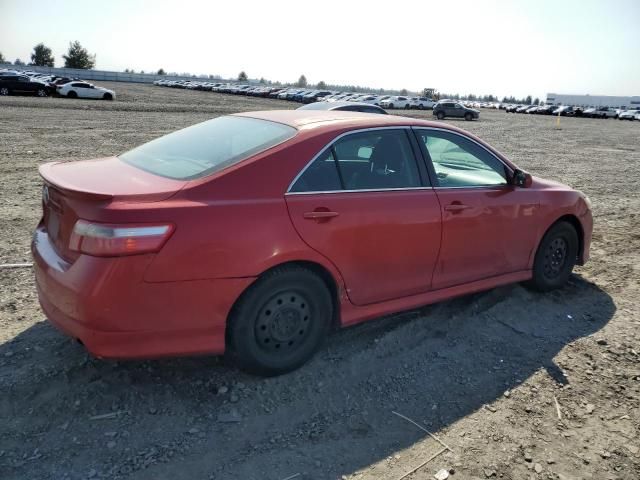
[410,97,436,109]
[57,81,116,100]
[433,101,479,120]
[297,101,387,114]
[0,73,52,97]
[536,105,557,115]
[585,107,617,119]
[618,109,639,120]
[380,96,411,109]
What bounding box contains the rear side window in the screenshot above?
[290,129,421,192]
[120,116,296,180]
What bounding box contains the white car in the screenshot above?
[618,109,639,120]
[410,97,435,109]
[58,81,115,100]
[379,96,411,109]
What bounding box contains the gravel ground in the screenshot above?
[0,83,639,480]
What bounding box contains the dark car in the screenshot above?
[297,101,387,114]
[536,105,557,115]
[433,101,479,121]
[0,74,52,97]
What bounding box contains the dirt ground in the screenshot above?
[0,83,638,480]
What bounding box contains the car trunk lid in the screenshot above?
[39,157,186,262]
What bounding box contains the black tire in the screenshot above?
[226,265,332,376]
[404,103,410,109]
[103,93,113,100]
[436,111,445,120]
[388,103,394,109]
[527,221,578,292]
[0,87,9,96]
[67,90,78,99]
[36,88,48,97]
[418,104,424,110]
[464,112,473,121]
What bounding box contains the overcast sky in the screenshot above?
[1,0,639,99]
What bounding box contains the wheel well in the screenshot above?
[227,261,342,334]
[549,214,585,264]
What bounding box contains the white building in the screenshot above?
[546,93,640,109]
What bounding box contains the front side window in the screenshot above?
[290,129,421,192]
[120,116,296,180]
[417,129,507,188]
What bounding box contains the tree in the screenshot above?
[525,95,532,105]
[63,41,95,69]
[0,52,6,64]
[238,71,248,81]
[157,68,166,75]
[30,43,55,67]
[317,80,327,89]
[400,88,408,95]
[14,58,25,66]
[533,97,540,105]
[259,77,266,84]
[296,74,307,87]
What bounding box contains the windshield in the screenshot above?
[120,116,296,180]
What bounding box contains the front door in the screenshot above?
[285,128,442,306]
[413,128,540,289]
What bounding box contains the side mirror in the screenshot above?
[512,169,532,188]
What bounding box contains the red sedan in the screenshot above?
[32,111,592,375]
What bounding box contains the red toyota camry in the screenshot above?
[32,110,592,375]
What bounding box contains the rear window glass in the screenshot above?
[119,116,296,180]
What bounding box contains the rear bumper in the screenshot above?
[32,226,254,359]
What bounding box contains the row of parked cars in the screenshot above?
[504,103,639,119]
[0,68,116,100]
[152,79,437,109]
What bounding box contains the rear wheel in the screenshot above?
[418,104,424,110]
[67,90,78,99]
[527,221,578,292]
[0,87,9,96]
[227,266,332,376]
[404,103,410,109]
[36,88,48,97]
[436,111,445,120]
[388,103,394,109]
[464,112,473,121]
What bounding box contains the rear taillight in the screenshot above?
[69,220,174,257]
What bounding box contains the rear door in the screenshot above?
[285,128,442,306]
[413,127,539,289]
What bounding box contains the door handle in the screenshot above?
[303,210,339,220]
[444,203,471,212]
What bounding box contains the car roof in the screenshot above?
[233,109,451,131]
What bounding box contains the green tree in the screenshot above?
[317,80,327,89]
[296,74,307,87]
[238,71,248,81]
[533,97,540,105]
[259,77,266,84]
[400,88,408,95]
[157,68,166,75]
[63,41,95,69]
[30,43,55,67]
[14,58,25,66]
[525,95,532,105]
[0,52,6,64]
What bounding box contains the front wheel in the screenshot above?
[464,112,473,121]
[527,221,578,292]
[36,88,48,97]
[0,87,9,96]
[67,90,78,99]
[103,93,113,100]
[404,103,410,109]
[227,266,332,376]
[388,103,394,109]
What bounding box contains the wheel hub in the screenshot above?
[255,292,310,352]
[543,237,567,278]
